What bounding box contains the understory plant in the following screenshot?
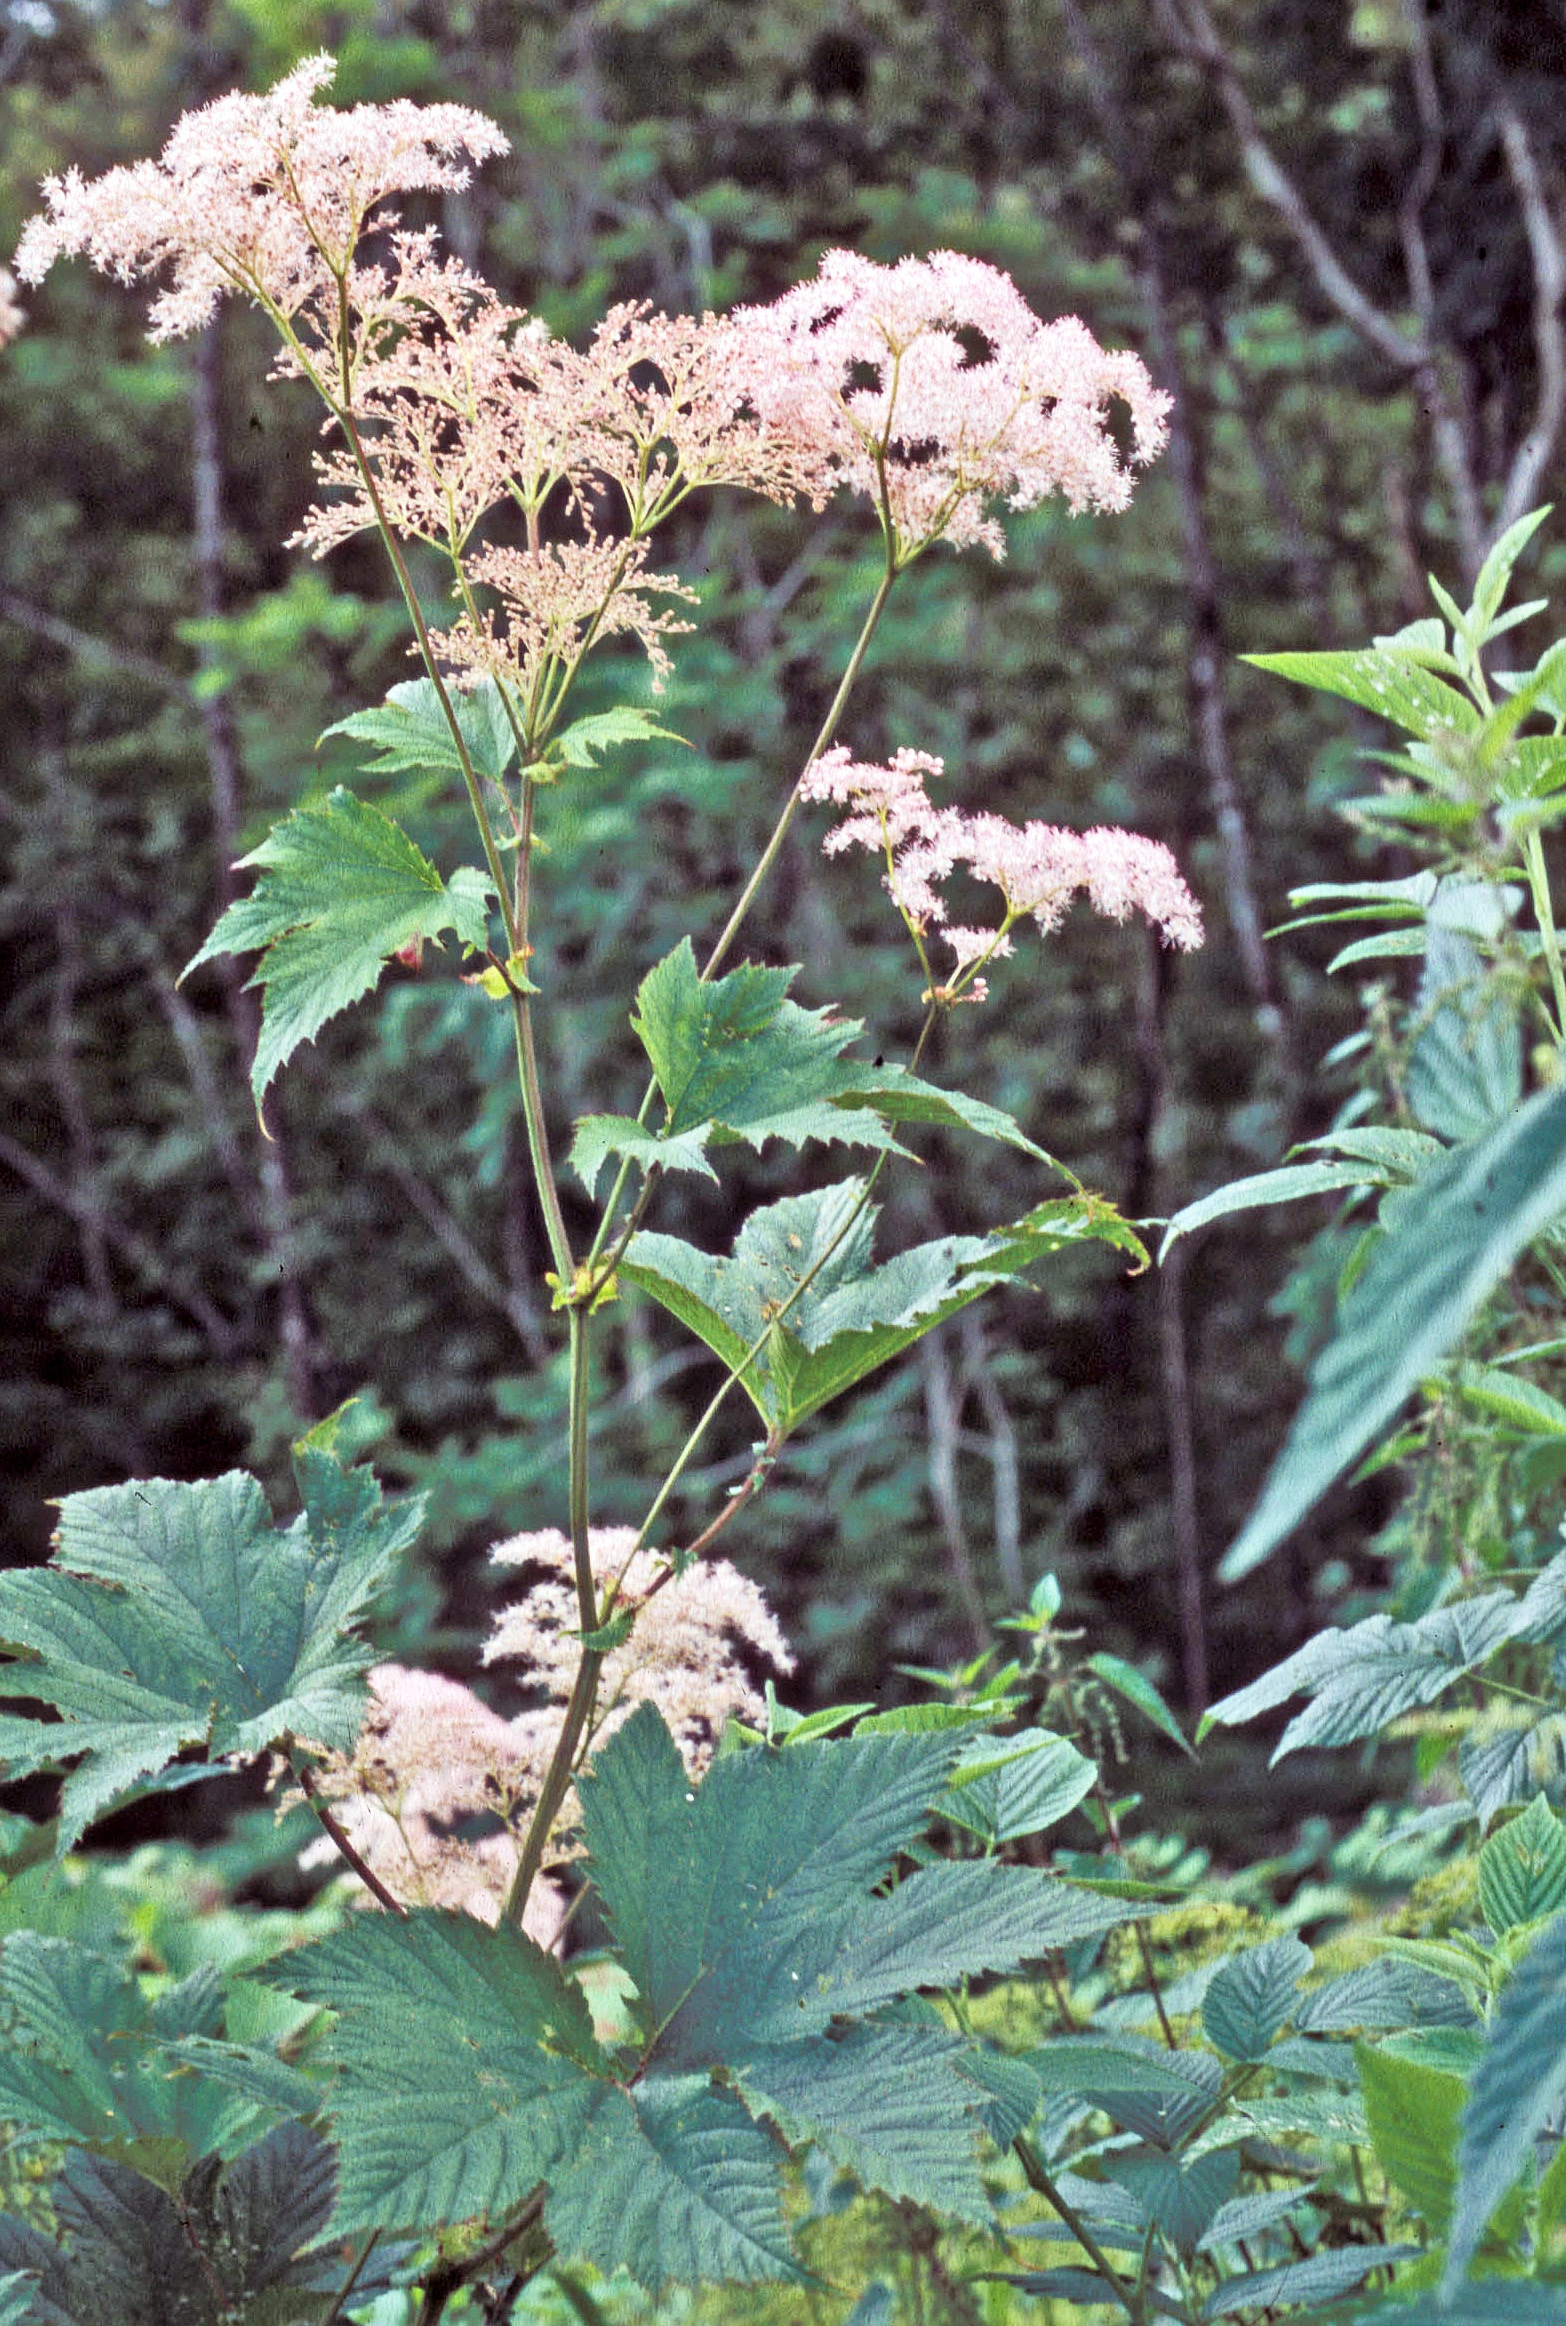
[5,49,1566,2326]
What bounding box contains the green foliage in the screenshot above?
[1201,1934,1311,2062]
[321,677,520,786]
[184,787,493,1104]
[622,1178,1145,1433]
[0,1443,421,1850]
[1447,1907,1566,2284]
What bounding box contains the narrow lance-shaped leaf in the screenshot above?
[182,786,493,1104]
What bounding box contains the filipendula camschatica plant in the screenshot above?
[0,53,1259,2322]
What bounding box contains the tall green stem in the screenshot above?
[1014,2137,1144,2323]
[582,554,899,1283]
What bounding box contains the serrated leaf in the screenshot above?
[260,1909,603,2236]
[735,2026,989,2218]
[1406,926,1522,1140]
[0,2276,37,2326]
[1200,1591,1521,1760]
[1243,647,1481,735]
[1478,1794,1566,1934]
[182,788,494,1103]
[545,2076,798,2288]
[942,1728,1097,1843]
[1196,2188,1311,2252]
[1219,1083,1566,1580]
[1448,1908,1566,2283]
[1108,2146,1238,2258]
[1159,1162,1382,1260]
[1229,2086,1369,2145]
[1293,1961,1474,2034]
[1024,2037,1216,2101]
[568,1113,719,1195]
[321,675,517,783]
[624,1179,1142,1430]
[1083,1654,1195,1758]
[1462,1713,1566,1829]
[1202,2242,1419,2317]
[551,706,688,767]
[1202,1936,1312,2062]
[0,1461,419,1852]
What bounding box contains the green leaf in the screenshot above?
[1294,1961,1473,2034]
[1455,1362,1566,1437]
[1461,1713,1566,1829]
[1200,1592,1522,1760]
[942,1728,1097,1843]
[1202,2243,1419,2318]
[1405,927,1522,1140]
[1201,1936,1312,2062]
[0,1460,419,1851]
[624,1180,1142,1430]
[550,706,688,767]
[1301,1127,1446,1176]
[1243,647,1481,735]
[568,1113,720,1195]
[1477,1794,1566,1934]
[1083,1653,1195,1758]
[1158,1162,1382,1260]
[1219,1083,1566,1580]
[1359,2040,1463,2233]
[0,2276,36,2326]
[1473,505,1552,628]
[182,787,494,1103]
[545,2076,798,2288]
[1327,927,1430,970]
[734,2026,990,2219]
[259,1908,603,2236]
[1361,2293,1566,2326]
[1108,2146,1238,2258]
[321,675,517,783]
[1448,1908,1566,2283]
[1024,2038,1217,2100]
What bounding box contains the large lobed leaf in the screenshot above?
[183,786,493,1104]
[622,1177,1144,1431]
[570,938,1049,1194]
[1220,1082,1566,1579]
[0,1450,421,1850]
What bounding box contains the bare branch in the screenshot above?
[1495,93,1566,536]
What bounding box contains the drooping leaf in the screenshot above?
[182,787,493,1102]
[1446,1908,1566,2284]
[1200,1591,1522,1761]
[1201,1936,1312,2063]
[544,2077,799,2289]
[1358,2041,1464,2233]
[0,1455,420,1851]
[623,1179,1143,1431]
[1461,1713,1566,1829]
[1242,646,1481,735]
[321,675,518,784]
[1083,1654,1195,1758]
[1477,1794,1566,1933]
[1219,1083,1566,1580]
[734,2026,989,2218]
[259,1909,604,2236]
[1201,2242,1420,2318]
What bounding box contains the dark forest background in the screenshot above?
[6,0,1566,1849]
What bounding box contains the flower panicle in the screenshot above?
[803,742,1204,969]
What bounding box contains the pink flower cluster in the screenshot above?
[730,248,1171,558]
[802,744,1203,989]
[14,53,505,342]
[0,268,23,348]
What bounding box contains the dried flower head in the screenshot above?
[14,54,507,343]
[731,249,1170,558]
[804,742,1203,973]
[486,1526,794,1774]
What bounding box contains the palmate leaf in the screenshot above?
[262,1909,604,2238]
[1446,1907,1566,2285]
[1219,1082,1566,1579]
[321,675,518,784]
[570,939,1048,1194]
[183,786,493,1104]
[0,1450,421,1850]
[622,1178,1144,1430]
[735,2027,990,2219]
